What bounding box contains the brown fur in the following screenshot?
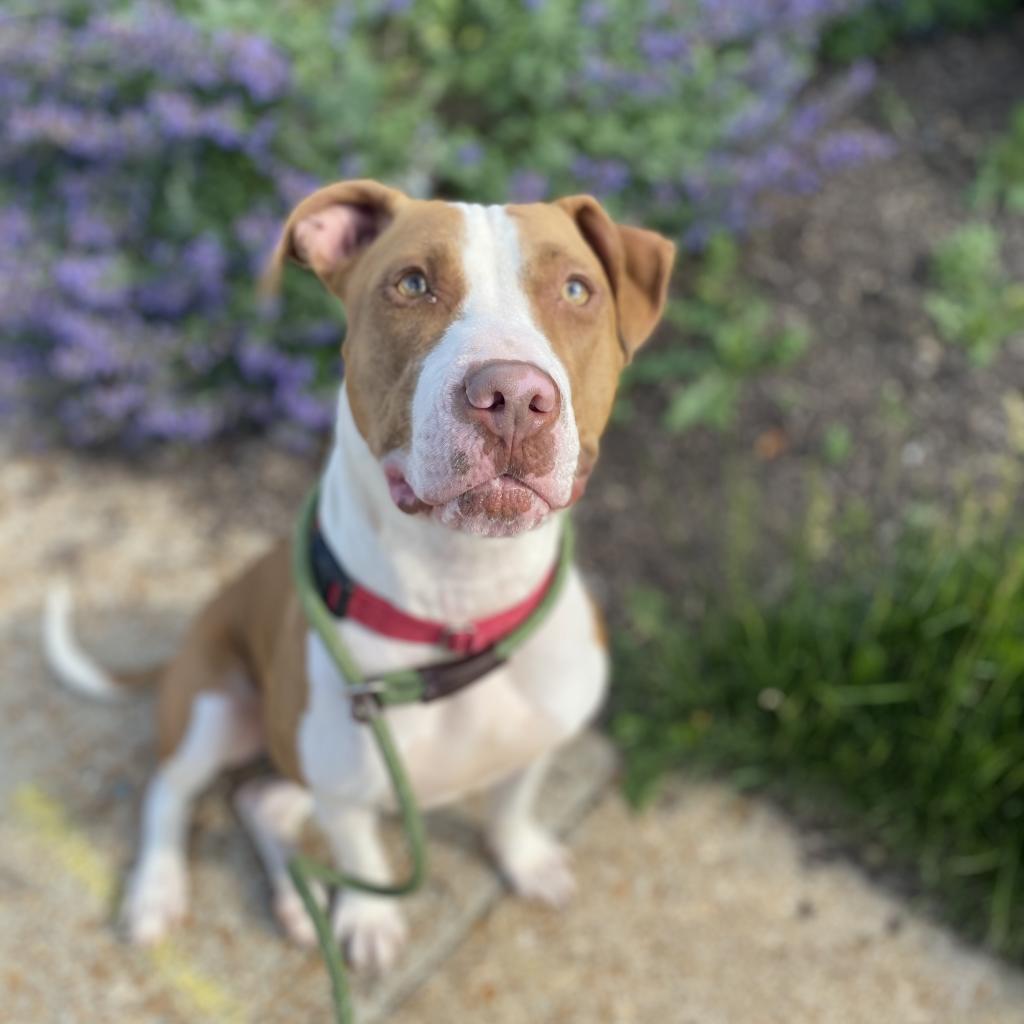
[511,200,674,474]
[155,540,309,781]
[154,183,674,780]
[266,183,468,459]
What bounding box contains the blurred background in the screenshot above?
[3,1,1024,1021]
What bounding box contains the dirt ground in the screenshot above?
[582,15,1024,611]
[3,16,1024,1024]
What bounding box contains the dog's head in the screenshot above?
[267,179,675,537]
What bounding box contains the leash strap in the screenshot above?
[288,485,572,1023]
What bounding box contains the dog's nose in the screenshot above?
[463,360,560,444]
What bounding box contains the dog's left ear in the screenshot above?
[555,195,676,361]
[261,179,408,296]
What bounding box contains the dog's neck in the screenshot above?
[318,389,564,623]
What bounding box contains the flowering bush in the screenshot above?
[1,1,340,447]
[192,0,893,243]
[2,0,894,448]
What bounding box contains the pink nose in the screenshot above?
[463,360,560,444]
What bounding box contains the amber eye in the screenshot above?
[562,277,591,306]
[396,270,429,299]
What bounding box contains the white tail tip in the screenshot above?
[43,583,123,701]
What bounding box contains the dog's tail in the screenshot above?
[43,583,163,701]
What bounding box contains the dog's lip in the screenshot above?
[386,467,550,514]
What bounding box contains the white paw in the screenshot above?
[274,879,325,949]
[332,895,408,975]
[122,855,188,946]
[494,828,576,908]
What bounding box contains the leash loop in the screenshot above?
[288,484,573,1023]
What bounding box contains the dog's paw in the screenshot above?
[274,879,325,949]
[494,827,576,908]
[122,854,188,946]
[332,895,408,975]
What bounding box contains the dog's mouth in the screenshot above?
[386,468,548,527]
[384,457,594,537]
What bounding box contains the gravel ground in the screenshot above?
[393,784,1024,1024]
[2,433,1023,1024]
[0,447,612,1024]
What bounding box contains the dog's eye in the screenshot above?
[396,271,429,299]
[561,277,591,306]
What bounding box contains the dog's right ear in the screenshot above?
[261,179,407,297]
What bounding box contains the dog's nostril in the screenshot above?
[464,360,560,436]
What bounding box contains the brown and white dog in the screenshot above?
[44,180,674,973]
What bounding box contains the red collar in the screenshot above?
[310,522,556,655]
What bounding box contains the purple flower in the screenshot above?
[184,234,228,304]
[200,100,246,148]
[508,170,549,203]
[816,129,896,172]
[235,210,280,272]
[67,208,118,249]
[639,30,690,65]
[0,206,32,246]
[277,168,323,207]
[303,320,342,347]
[224,35,290,104]
[46,309,125,381]
[572,156,630,196]
[148,91,201,139]
[280,388,334,431]
[456,141,484,169]
[0,0,888,451]
[141,402,221,442]
[54,254,130,311]
[93,383,147,419]
[136,274,197,319]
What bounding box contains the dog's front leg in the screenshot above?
[486,752,576,908]
[313,793,409,973]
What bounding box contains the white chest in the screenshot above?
[297,569,607,809]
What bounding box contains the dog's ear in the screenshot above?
[554,195,676,361]
[261,179,408,296]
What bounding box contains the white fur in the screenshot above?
[296,203,607,969]
[123,689,261,945]
[115,200,610,969]
[300,391,607,967]
[234,778,321,947]
[43,582,123,700]
[402,204,580,520]
[321,393,564,622]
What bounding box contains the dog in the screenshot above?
[43,179,675,973]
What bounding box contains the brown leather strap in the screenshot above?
[419,647,507,702]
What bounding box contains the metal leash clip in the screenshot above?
[344,678,386,722]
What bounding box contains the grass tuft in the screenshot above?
[611,509,1024,958]
[925,223,1024,366]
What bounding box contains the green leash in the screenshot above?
[287,486,574,1023]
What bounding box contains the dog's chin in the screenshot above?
[433,477,552,538]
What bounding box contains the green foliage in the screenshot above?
[924,223,1024,366]
[822,422,854,464]
[974,105,1024,214]
[612,510,1024,958]
[177,0,884,241]
[618,236,810,433]
[824,0,1021,62]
